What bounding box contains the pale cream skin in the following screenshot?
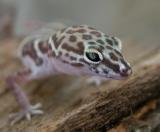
[6,24,132,125]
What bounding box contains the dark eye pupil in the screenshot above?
[86,52,101,62]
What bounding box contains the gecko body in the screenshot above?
[6,24,132,124]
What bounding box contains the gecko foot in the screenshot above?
[86,76,107,86]
[9,103,43,125]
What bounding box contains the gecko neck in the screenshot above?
[47,28,65,57]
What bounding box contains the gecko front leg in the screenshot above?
[86,76,107,86]
[6,68,43,125]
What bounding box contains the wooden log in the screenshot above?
[119,99,160,132]
[53,64,160,132]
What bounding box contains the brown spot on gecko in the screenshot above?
[71,63,84,67]
[95,69,99,74]
[48,51,56,58]
[52,51,56,57]
[66,30,74,34]
[82,34,92,40]
[76,29,86,33]
[88,45,104,53]
[103,69,108,74]
[77,41,85,52]
[53,35,65,49]
[120,59,130,69]
[69,35,77,42]
[17,68,31,77]
[52,34,57,45]
[106,45,113,50]
[39,41,49,54]
[59,51,62,56]
[22,41,43,66]
[102,58,120,73]
[35,58,43,66]
[96,39,105,45]
[105,39,113,46]
[114,49,123,57]
[65,53,69,57]
[109,52,118,61]
[22,41,34,57]
[90,31,102,37]
[70,56,77,61]
[62,41,84,55]
[66,28,86,34]
[98,45,105,50]
[88,41,96,45]
[112,37,119,46]
[62,60,69,64]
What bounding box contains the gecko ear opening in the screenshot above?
[84,49,103,64]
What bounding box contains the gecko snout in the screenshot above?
[120,67,132,77]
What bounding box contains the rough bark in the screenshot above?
[53,65,160,132]
[0,38,160,132]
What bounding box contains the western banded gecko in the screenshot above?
[6,23,132,125]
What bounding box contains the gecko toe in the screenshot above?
[30,103,42,109]
[9,103,44,125]
[31,109,44,115]
[9,112,25,126]
[25,113,31,121]
[86,77,106,86]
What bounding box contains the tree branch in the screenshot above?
[54,65,160,132]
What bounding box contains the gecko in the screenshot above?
[6,23,132,125]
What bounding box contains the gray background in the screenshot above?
[1,0,160,44]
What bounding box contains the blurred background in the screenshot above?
[0,1,160,131]
[0,0,160,45]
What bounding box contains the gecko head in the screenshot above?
[57,25,132,79]
[83,36,132,80]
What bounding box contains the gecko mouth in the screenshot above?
[104,75,130,80]
[107,68,132,80]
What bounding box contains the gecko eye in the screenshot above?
[84,49,103,64]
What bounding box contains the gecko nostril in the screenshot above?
[120,68,132,77]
